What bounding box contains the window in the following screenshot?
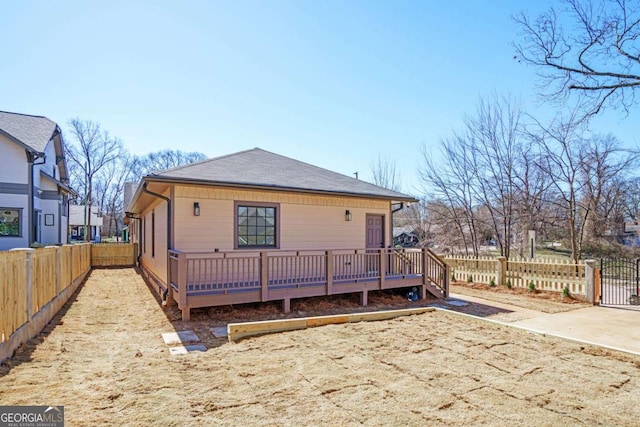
[151,210,155,257]
[235,203,279,248]
[142,218,145,253]
[0,208,21,237]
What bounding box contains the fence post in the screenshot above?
[496,257,507,286]
[12,249,35,321]
[47,246,61,294]
[584,259,597,305]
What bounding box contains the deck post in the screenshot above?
[177,252,189,321]
[361,289,368,306]
[326,250,333,295]
[420,285,427,300]
[379,249,386,289]
[422,249,430,287]
[282,298,291,313]
[260,252,269,301]
[443,261,450,298]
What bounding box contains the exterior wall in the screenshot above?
[33,141,66,245]
[139,194,169,285]
[0,194,28,251]
[0,134,28,184]
[173,185,391,251]
[0,136,69,249]
[0,135,29,250]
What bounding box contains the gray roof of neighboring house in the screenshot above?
[149,148,416,201]
[0,111,58,153]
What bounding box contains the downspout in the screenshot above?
[390,202,405,248]
[27,151,34,246]
[26,150,46,246]
[142,182,172,301]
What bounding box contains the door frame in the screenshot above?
[365,214,385,249]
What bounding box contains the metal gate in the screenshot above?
[599,258,640,306]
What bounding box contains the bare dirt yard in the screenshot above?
[450,282,590,314]
[1,268,639,426]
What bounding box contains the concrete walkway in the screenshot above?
[447,293,640,356]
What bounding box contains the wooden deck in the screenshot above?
[164,248,449,320]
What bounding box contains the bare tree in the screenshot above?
[94,153,136,238]
[579,133,640,240]
[464,95,526,258]
[420,138,482,257]
[621,176,640,221]
[129,149,207,182]
[369,156,402,192]
[528,112,639,261]
[65,119,124,241]
[514,0,640,117]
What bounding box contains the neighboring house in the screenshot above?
[393,226,419,248]
[69,205,102,241]
[127,148,449,320]
[0,111,74,251]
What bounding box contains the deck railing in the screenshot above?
[168,248,449,318]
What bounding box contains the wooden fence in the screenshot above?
[445,255,589,296]
[0,242,138,362]
[91,243,137,267]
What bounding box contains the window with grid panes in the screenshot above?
[237,205,277,248]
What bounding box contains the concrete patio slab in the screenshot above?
[168,344,208,355]
[446,299,470,307]
[512,306,640,355]
[211,326,228,338]
[161,330,200,346]
[448,292,640,356]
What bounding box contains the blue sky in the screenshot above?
[2,1,637,194]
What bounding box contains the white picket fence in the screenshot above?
[445,255,587,296]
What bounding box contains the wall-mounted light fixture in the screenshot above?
[193,202,200,216]
[345,209,352,221]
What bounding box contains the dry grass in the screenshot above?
[1,269,639,426]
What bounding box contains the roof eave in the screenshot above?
[146,175,418,203]
[0,128,41,154]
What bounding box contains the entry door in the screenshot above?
[366,215,384,248]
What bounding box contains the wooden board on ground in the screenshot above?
[227,307,435,342]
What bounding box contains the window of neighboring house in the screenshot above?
[0,208,21,237]
[142,218,146,254]
[235,203,279,249]
[60,195,68,217]
[151,210,155,257]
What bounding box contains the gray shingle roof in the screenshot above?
[0,111,57,152]
[151,148,415,201]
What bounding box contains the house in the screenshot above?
[0,111,74,251]
[393,226,420,248]
[127,148,449,320]
[69,205,102,241]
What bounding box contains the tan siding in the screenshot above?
[174,185,391,251]
[139,195,168,284]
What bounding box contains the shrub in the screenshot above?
[467,274,473,283]
[506,279,512,289]
[489,278,496,287]
[528,281,536,292]
[451,272,456,282]
[562,286,571,298]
